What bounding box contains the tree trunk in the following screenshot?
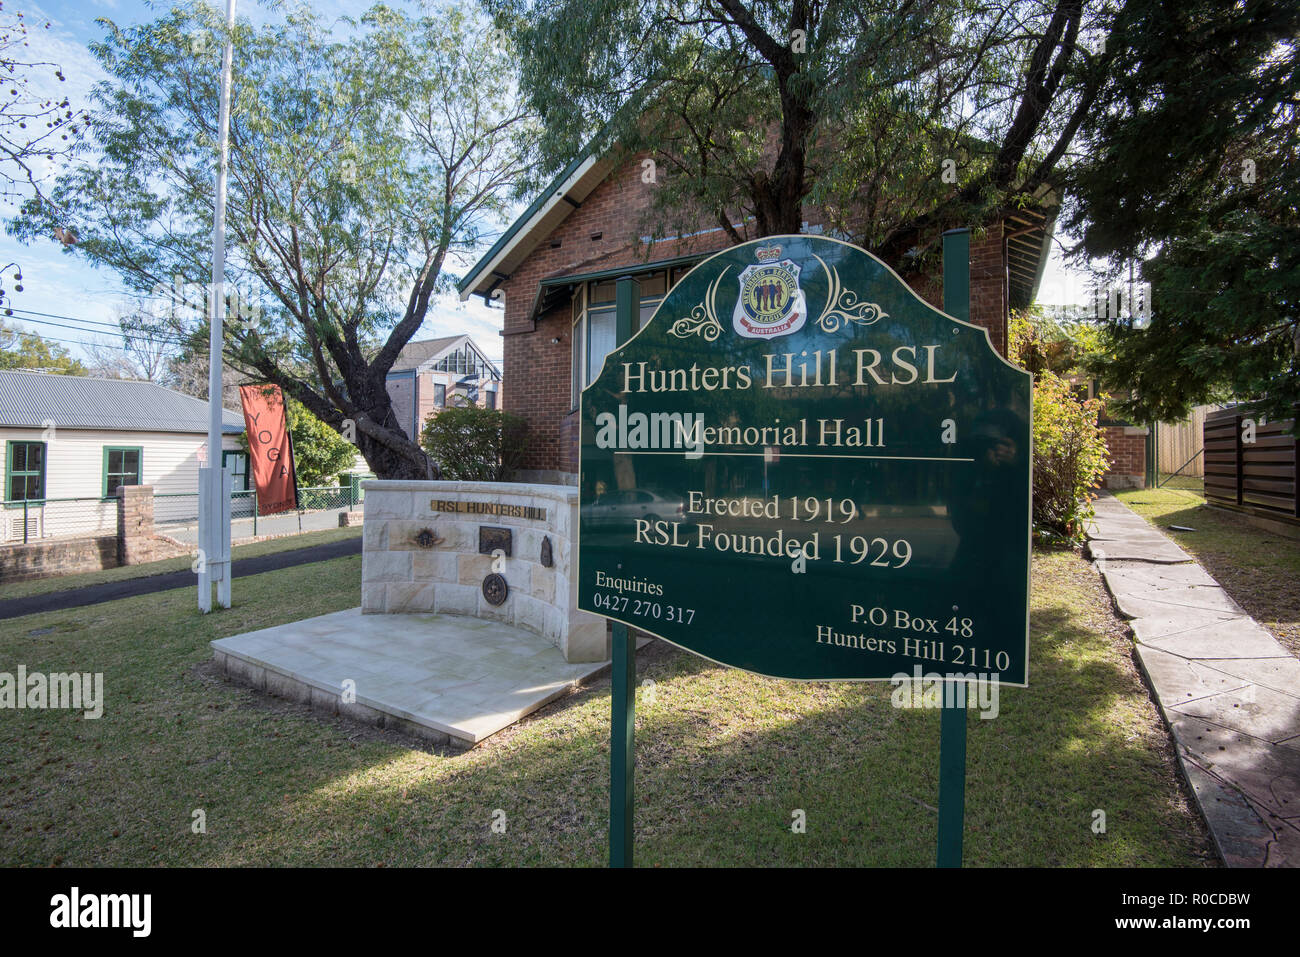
[355,423,437,480]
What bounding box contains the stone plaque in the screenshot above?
[479,526,512,557]
[433,499,547,522]
[482,572,508,606]
[578,235,1031,684]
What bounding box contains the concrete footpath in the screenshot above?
[1088,493,1300,866]
[0,536,362,621]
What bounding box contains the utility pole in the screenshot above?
[199,0,237,612]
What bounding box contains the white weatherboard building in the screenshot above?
[0,371,245,542]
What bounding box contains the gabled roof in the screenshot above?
[458,149,612,303]
[388,334,501,378]
[0,370,244,434]
[461,140,1059,309]
[388,335,465,373]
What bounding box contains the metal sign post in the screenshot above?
[936,227,970,868]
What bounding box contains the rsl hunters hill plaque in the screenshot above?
[578,236,1031,685]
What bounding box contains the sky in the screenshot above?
[1,0,1098,373]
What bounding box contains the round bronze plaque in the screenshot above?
[540,536,553,568]
[482,572,508,606]
[415,528,438,549]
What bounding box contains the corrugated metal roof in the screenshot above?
[0,371,245,433]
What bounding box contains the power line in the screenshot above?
[2,314,191,345]
[5,306,131,330]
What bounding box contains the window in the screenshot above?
[570,270,673,407]
[6,441,45,503]
[222,450,249,491]
[434,383,446,407]
[485,389,497,410]
[103,447,142,498]
[432,344,493,379]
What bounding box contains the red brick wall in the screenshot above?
[1101,426,1147,489]
[0,535,117,584]
[500,156,1013,474]
[0,486,187,584]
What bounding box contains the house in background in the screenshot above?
[457,149,1056,482]
[384,334,503,442]
[0,370,244,542]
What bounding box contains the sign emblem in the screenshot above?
[732,246,807,339]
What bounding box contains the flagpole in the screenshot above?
[201,0,237,612]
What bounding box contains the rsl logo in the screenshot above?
[733,245,807,339]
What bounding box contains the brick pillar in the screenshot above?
[116,485,155,565]
[969,225,1008,357]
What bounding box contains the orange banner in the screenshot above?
[238,384,298,516]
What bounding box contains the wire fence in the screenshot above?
[1155,448,1205,495]
[1,485,359,545]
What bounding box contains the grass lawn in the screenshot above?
[0,527,363,603]
[0,547,1214,867]
[1115,487,1300,657]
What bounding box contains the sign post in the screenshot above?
[580,235,1030,867]
[936,227,970,868]
[608,276,640,868]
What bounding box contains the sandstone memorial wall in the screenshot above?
[361,480,608,663]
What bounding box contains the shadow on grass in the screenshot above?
[0,554,1213,868]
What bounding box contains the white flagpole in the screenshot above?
[201,0,237,612]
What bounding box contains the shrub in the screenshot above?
[1031,371,1110,544]
[419,405,529,481]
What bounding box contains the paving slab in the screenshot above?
[1090,492,1300,867]
[212,607,637,748]
[1137,617,1292,660]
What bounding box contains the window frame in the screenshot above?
[570,270,671,410]
[221,449,250,491]
[5,439,46,506]
[102,445,143,499]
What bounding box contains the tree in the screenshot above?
[9,1,531,478]
[1063,0,1299,427]
[0,3,91,316]
[489,0,1112,261]
[0,317,86,373]
[84,305,172,381]
[1008,305,1104,380]
[0,3,89,201]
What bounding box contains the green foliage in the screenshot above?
[1009,307,1105,380]
[7,1,530,478]
[0,319,88,374]
[1064,0,1299,428]
[419,405,528,482]
[490,0,1106,254]
[1031,372,1109,544]
[286,398,358,487]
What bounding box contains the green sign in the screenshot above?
[578,235,1030,685]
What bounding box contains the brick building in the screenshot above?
[458,150,1056,482]
[384,334,503,443]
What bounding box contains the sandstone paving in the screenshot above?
[212,607,640,748]
[1089,493,1300,867]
